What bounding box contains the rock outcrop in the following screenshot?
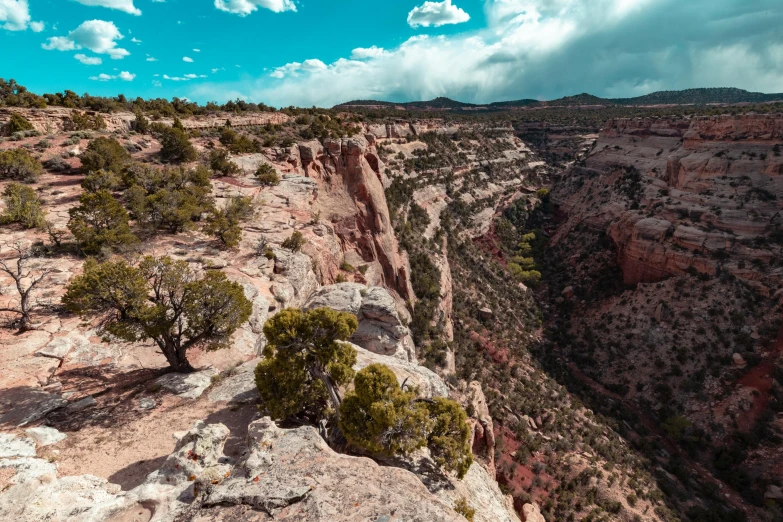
[305,283,416,361]
[552,115,783,289]
[0,416,507,522]
[298,137,414,301]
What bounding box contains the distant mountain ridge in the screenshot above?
[335,88,783,111]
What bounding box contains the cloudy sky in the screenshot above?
[1,0,782,107]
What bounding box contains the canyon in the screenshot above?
[0,102,781,522]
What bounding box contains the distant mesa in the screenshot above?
[334,88,783,111]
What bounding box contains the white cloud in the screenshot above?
[0,0,43,31]
[73,0,141,16]
[192,0,783,108]
[75,53,102,65]
[146,56,157,61]
[43,20,129,59]
[270,58,326,79]
[193,48,200,52]
[212,67,224,73]
[89,70,135,81]
[163,73,206,81]
[350,46,388,60]
[407,0,470,28]
[130,36,141,43]
[183,56,193,62]
[214,0,296,16]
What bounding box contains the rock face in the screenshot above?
[298,137,414,301]
[353,344,449,399]
[305,283,416,361]
[552,115,783,290]
[0,419,465,522]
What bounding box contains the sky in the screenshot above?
[1,0,782,107]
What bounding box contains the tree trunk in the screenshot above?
[311,365,345,445]
[160,338,196,373]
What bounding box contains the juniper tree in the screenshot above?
[0,241,52,331]
[63,256,252,372]
[0,182,45,229]
[80,137,131,174]
[67,190,138,255]
[340,364,474,478]
[255,308,359,424]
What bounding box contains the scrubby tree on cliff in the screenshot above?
[0,183,46,229]
[0,241,52,331]
[339,364,473,478]
[255,308,358,425]
[67,190,138,255]
[80,137,131,174]
[0,148,43,182]
[62,256,252,372]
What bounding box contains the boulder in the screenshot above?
[207,360,260,404]
[0,434,36,458]
[154,369,218,400]
[24,426,66,447]
[354,344,448,398]
[199,417,464,521]
[305,283,416,361]
[522,502,546,522]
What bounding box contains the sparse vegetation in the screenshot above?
[254,163,280,186]
[67,190,138,255]
[0,182,45,229]
[255,307,359,425]
[63,256,252,372]
[0,148,43,182]
[204,195,254,248]
[80,137,131,174]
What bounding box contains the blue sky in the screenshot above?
[1,0,782,107]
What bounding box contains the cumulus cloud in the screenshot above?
[0,0,43,31]
[183,56,193,62]
[214,0,296,16]
[163,73,207,81]
[89,70,135,81]
[74,0,141,16]
[270,58,326,78]
[191,0,783,107]
[43,20,129,59]
[350,46,388,60]
[75,53,102,65]
[407,0,470,28]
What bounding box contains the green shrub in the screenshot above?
[340,364,431,456]
[209,149,240,176]
[255,308,358,421]
[71,111,106,131]
[0,148,43,182]
[0,182,45,228]
[6,113,34,134]
[133,110,150,134]
[453,497,476,521]
[220,127,260,154]
[125,164,213,234]
[62,256,252,372]
[67,189,138,255]
[80,137,131,174]
[204,195,254,247]
[81,169,121,193]
[255,163,280,186]
[282,230,305,252]
[159,126,197,163]
[339,364,474,478]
